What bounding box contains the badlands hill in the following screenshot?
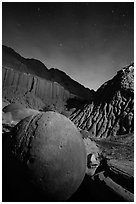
[70,63,134,139]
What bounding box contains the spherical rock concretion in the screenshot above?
[4,111,86,201]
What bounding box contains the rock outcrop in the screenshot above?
[68,158,134,202]
[2,45,94,111]
[2,66,75,111]
[70,63,134,138]
[3,103,40,125]
[92,158,134,202]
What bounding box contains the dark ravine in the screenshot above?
[2,45,94,112]
[70,63,134,139]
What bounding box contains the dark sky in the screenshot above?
[2,2,134,90]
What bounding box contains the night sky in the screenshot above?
[2,2,134,90]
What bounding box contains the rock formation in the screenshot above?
[70,63,134,138]
[3,111,86,201]
[3,103,40,125]
[2,45,134,201]
[2,45,94,111]
[91,158,134,201]
[2,66,75,111]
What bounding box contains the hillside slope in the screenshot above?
[2,66,76,111]
[70,63,134,138]
[2,45,94,103]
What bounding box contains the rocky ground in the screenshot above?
[2,118,134,201]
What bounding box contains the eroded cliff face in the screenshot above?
[70,63,134,138]
[2,45,94,103]
[2,67,76,111]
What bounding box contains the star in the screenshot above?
[111,10,115,14]
[75,21,79,26]
[92,23,97,29]
[81,45,84,49]
[17,23,21,27]
[59,43,63,47]
[103,39,107,43]
[111,60,115,64]
[122,13,126,17]
[37,7,41,17]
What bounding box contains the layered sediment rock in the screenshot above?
[92,159,134,201]
[2,66,75,110]
[70,63,134,138]
[2,45,94,111]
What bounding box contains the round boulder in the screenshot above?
[4,111,86,201]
